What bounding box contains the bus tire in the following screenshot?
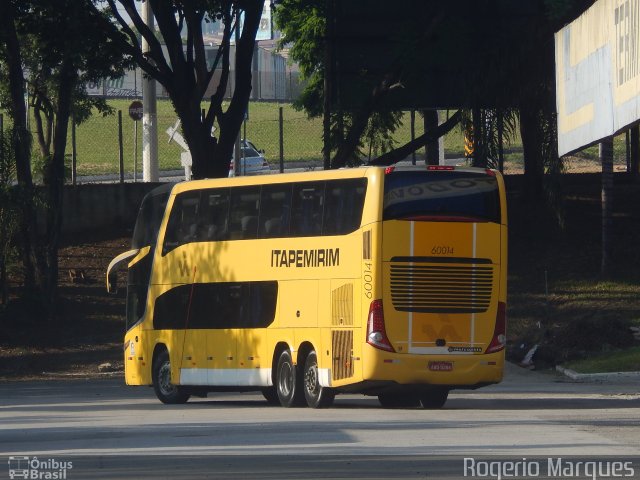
[275,349,304,407]
[419,388,449,409]
[378,393,420,408]
[261,387,280,405]
[152,350,190,404]
[303,351,335,409]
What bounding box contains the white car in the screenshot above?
[229,140,271,177]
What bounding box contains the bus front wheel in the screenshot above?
[261,387,280,405]
[152,350,190,404]
[275,350,304,407]
[303,351,335,408]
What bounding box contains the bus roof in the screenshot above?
[168,165,499,196]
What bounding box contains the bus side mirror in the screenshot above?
[106,248,141,295]
[107,271,118,294]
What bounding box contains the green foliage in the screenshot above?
[275,0,325,116]
[0,130,19,305]
[275,0,408,162]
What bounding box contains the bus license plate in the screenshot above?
[428,361,453,372]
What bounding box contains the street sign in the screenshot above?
[128,100,143,121]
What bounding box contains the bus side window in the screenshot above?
[162,192,201,255]
[324,178,367,235]
[229,187,261,240]
[200,188,230,241]
[291,182,324,237]
[259,185,292,238]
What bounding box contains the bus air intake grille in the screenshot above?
[332,330,354,381]
[390,259,494,314]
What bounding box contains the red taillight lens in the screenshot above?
[485,302,507,354]
[367,300,395,352]
[384,166,395,175]
[427,165,454,171]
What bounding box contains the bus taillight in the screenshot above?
[485,302,507,354]
[367,300,395,352]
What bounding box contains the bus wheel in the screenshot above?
[303,351,335,408]
[275,350,304,407]
[419,388,449,409]
[378,394,420,408]
[261,387,280,405]
[152,350,190,404]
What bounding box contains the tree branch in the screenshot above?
[118,0,172,76]
[150,0,187,76]
[369,111,461,166]
[105,0,169,85]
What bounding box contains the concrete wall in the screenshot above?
[59,182,164,239]
[57,173,636,239]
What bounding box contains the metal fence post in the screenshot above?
[118,110,124,183]
[279,106,284,174]
[410,110,416,165]
[71,113,77,185]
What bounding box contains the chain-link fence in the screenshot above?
[0,104,635,182]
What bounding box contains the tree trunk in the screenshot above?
[213,2,263,179]
[472,108,488,168]
[600,137,614,277]
[43,61,77,312]
[425,110,440,166]
[630,125,639,177]
[519,105,545,202]
[0,3,40,290]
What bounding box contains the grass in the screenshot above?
[506,180,640,370]
[1,100,634,176]
[564,346,640,373]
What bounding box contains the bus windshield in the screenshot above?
[383,171,500,223]
[132,186,171,249]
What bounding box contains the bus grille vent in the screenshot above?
[390,261,493,313]
[332,330,354,380]
[332,283,353,326]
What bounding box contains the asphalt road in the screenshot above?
[0,364,638,479]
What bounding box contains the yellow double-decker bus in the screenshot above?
[107,165,507,409]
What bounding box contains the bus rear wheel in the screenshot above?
[152,350,190,404]
[419,388,449,409]
[377,393,420,408]
[275,350,305,407]
[303,351,335,408]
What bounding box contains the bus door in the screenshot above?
[157,190,210,384]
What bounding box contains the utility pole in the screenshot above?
[142,0,158,182]
[234,8,242,177]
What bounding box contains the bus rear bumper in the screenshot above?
[360,348,504,390]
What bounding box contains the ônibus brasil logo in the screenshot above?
[8,456,73,479]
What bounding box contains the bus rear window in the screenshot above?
[383,171,500,223]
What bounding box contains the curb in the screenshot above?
[556,365,640,382]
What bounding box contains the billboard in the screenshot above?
[556,0,640,156]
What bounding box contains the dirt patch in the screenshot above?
[0,237,130,380]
